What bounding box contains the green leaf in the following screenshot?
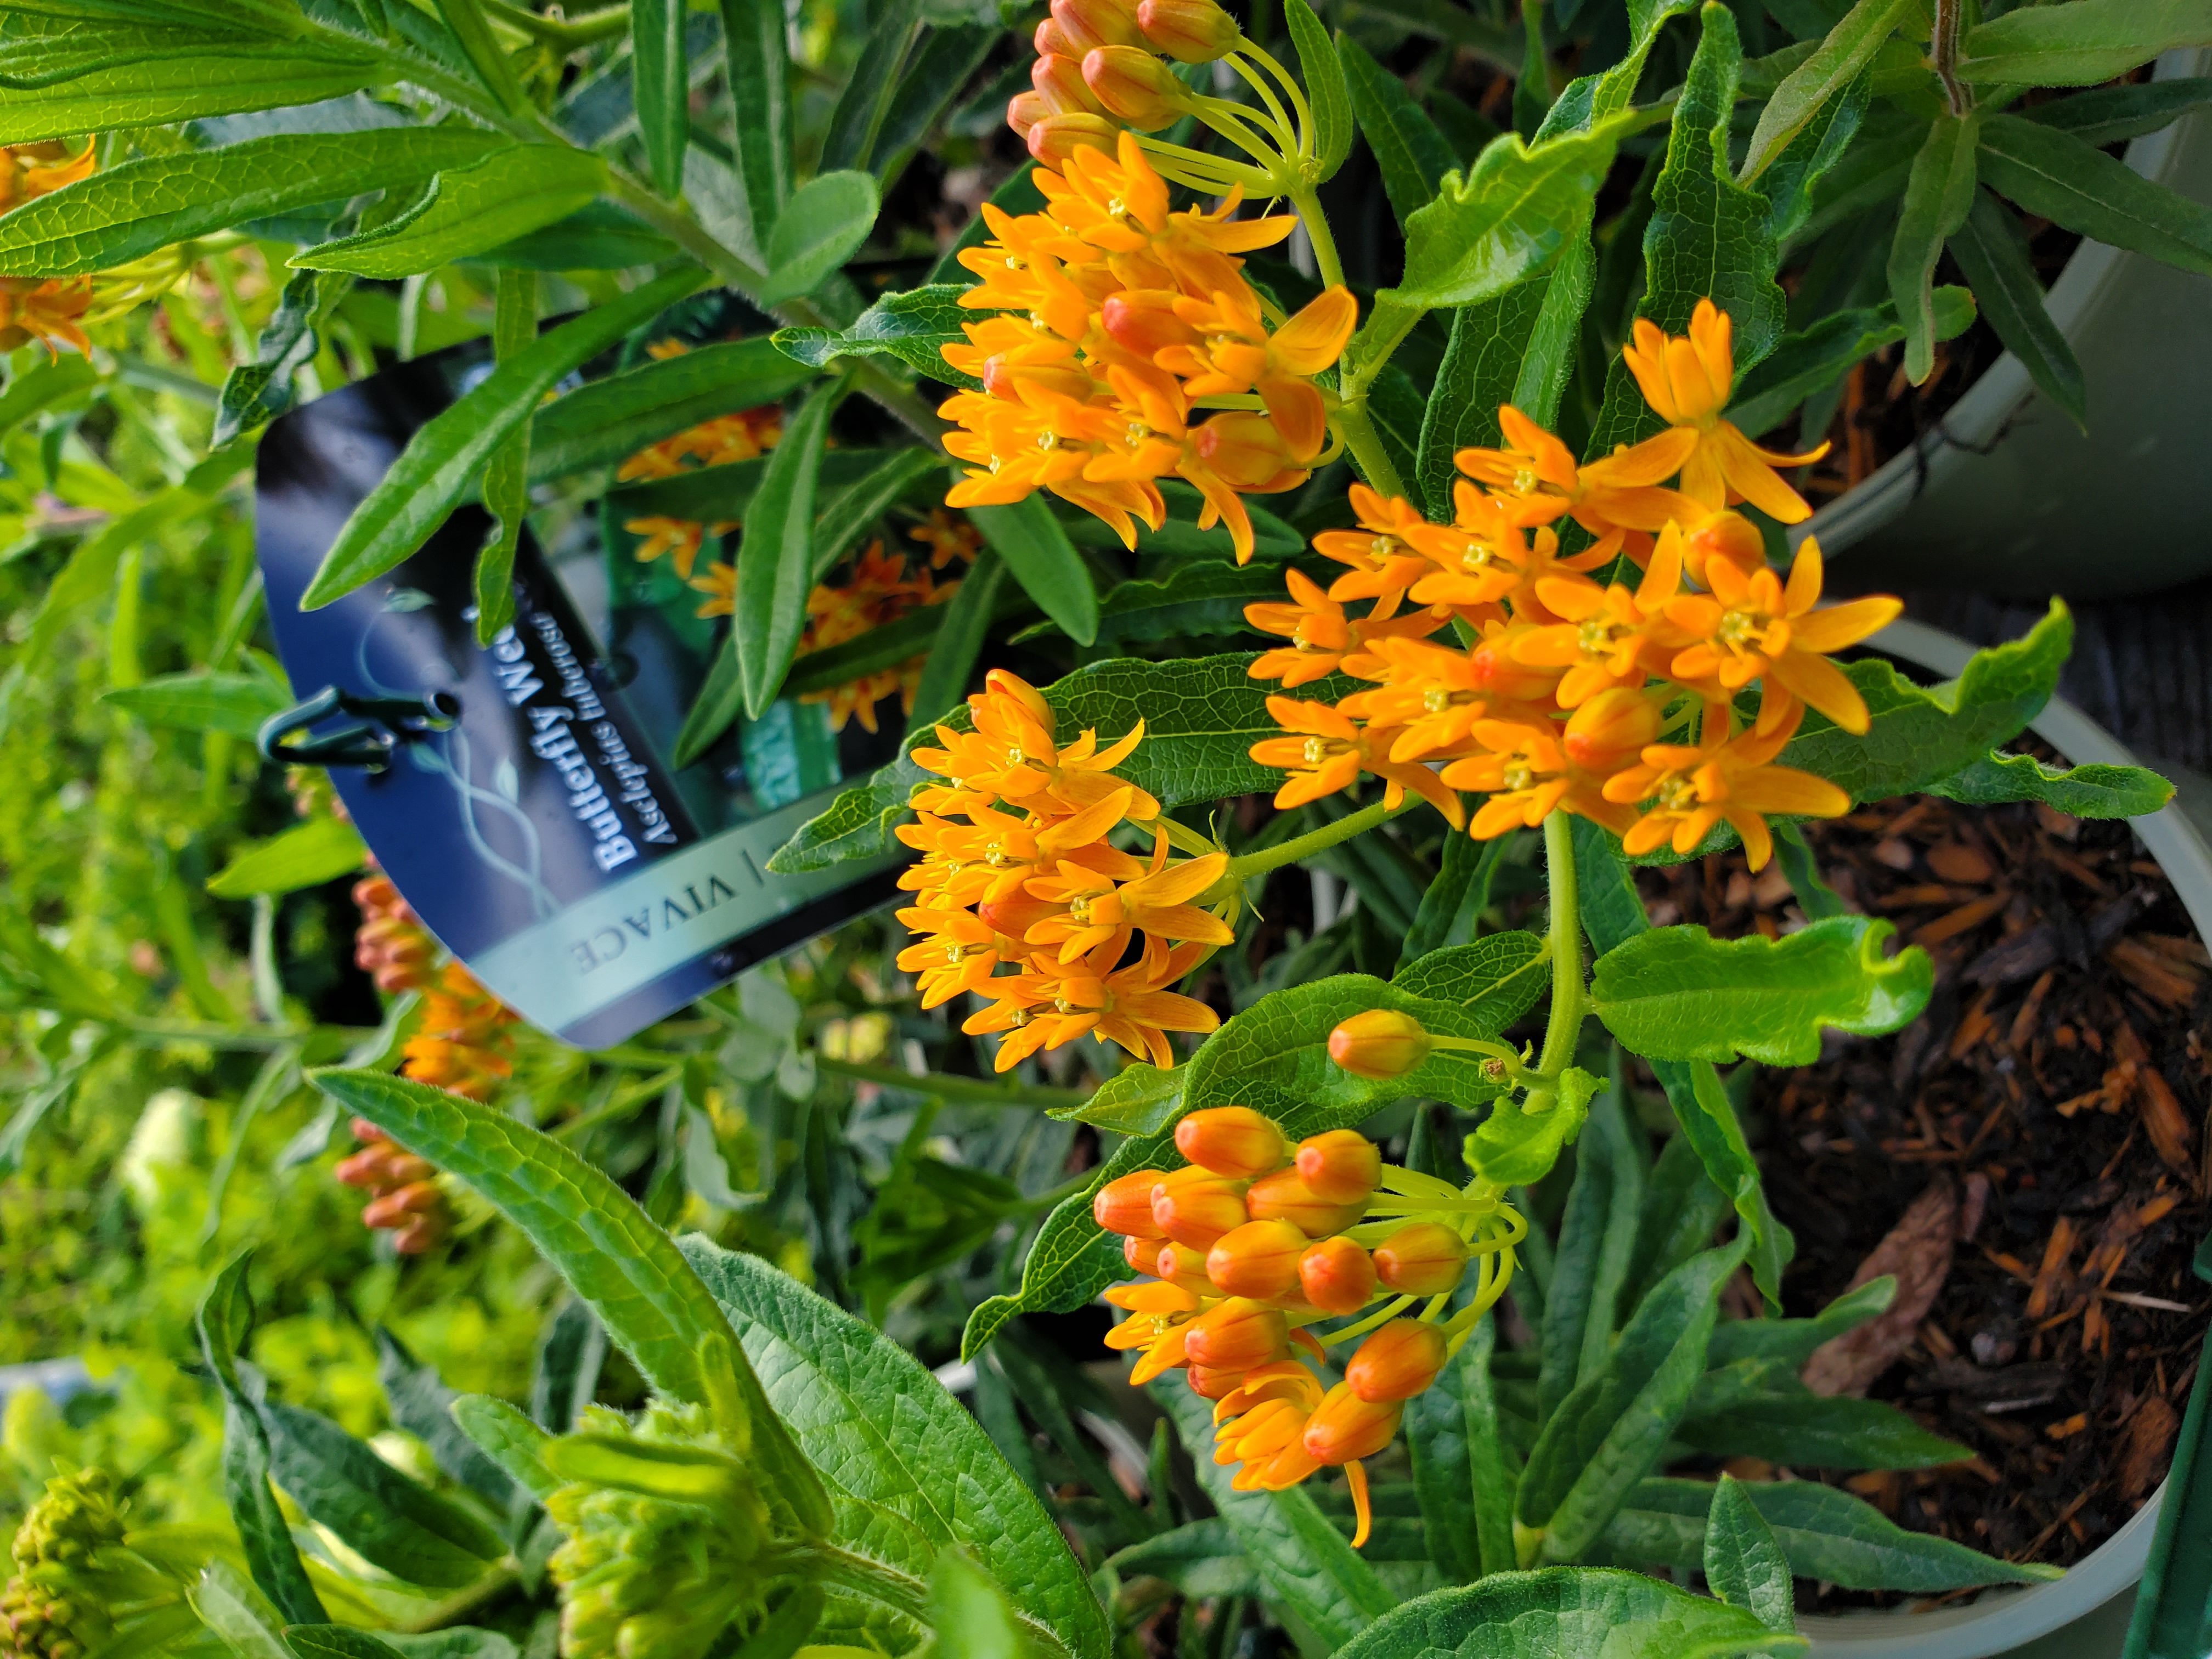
[294,146,606,279]
[285,1628,410,1659]
[1517,1239,1747,1565]
[1978,111,2212,278]
[449,1395,561,1501]
[191,1559,295,1659]
[206,816,367,899]
[781,610,943,700]
[758,170,882,307]
[1532,1083,1641,1423]
[1397,834,1516,968]
[1889,110,1980,384]
[215,265,330,448]
[260,1401,505,1587]
[1285,0,1354,179]
[928,1550,1028,1658]
[967,495,1098,647]
[1704,1475,1796,1637]
[100,669,289,740]
[473,268,535,642]
[1470,1063,1601,1189]
[1929,749,2173,816]
[1589,916,1932,1066]
[0,129,506,275]
[1948,187,2084,427]
[1707,1278,1892,1369]
[1957,0,2212,88]
[374,1329,520,1508]
[1408,1312,1519,1580]
[675,1239,1110,1659]
[306,1068,830,1538]
[301,267,706,607]
[1340,32,1457,224]
[1624,1130,1733,1311]
[1584,2,1788,459]
[1151,1380,1395,1646]
[810,448,945,581]
[197,1254,326,1624]
[1778,600,2073,803]
[607,447,884,525]
[632,0,687,194]
[770,653,1333,873]
[473,200,679,270]
[1723,288,1974,437]
[527,337,817,487]
[1673,1392,1972,1469]
[1601,1478,2059,1590]
[820,0,922,173]
[1382,106,1637,312]
[720,0,792,252]
[735,380,843,720]
[1330,1565,1796,1658]
[1741,0,1910,182]
[2019,76,2212,147]
[1016,560,1281,648]
[1104,1520,1259,1600]
[1048,1061,1183,1135]
[1392,930,1550,1027]
[0,50,381,144]
[908,549,1004,727]
[774,284,977,386]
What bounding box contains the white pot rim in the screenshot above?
[1795,618,2212,1659]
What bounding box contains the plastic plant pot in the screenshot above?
[1797,617,2212,1659]
[1792,49,2212,601]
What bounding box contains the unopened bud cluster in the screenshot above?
[1012,0,1238,161]
[1097,1107,1499,1544]
[335,1119,450,1253]
[0,1469,149,1659]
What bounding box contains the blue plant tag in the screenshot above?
[255,341,902,1047]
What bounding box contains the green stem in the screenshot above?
[775,1543,932,1624]
[483,0,630,46]
[392,1564,520,1634]
[1288,187,1344,291]
[1331,397,1407,500]
[1226,796,1410,884]
[1931,0,1970,117]
[1533,810,1585,1080]
[816,1056,1085,1110]
[114,1018,363,1052]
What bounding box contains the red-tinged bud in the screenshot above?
[1123,1233,1155,1274]
[1183,1297,1288,1370]
[1137,0,1239,61]
[393,1213,448,1253]
[1295,1128,1382,1204]
[1302,1383,1402,1464]
[1175,1105,1286,1180]
[1327,1009,1432,1080]
[1094,1169,1170,1238]
[1082,45,1183,130]
[1153,1240,1216,1295]
[1152,1165,1251,1250]
[1028,112,1120,163]
[1372,1222,1468,1295]
[1031,52,1108,117]
[1007,87,1048,140]
[1246,1168,1367,1238]
[1297,1235,1378,1315]
[1345,1318,1448,1403]
[362,1180,443,1227]
[1187,1364,1245,1400]
[1679,508,1766,584]
[1563,687,1662,775]
[1051,0,1146,52]
[1469,636,1567,701]
[1206,1218,1307,1300]
[1102,290,1202,358]
[1035,15,1081,56]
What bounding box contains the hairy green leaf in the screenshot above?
[374,1330,521,1508]
[774,284,977,386]
[1957,0,2212,88]
[0,50,380,144]
[215,265,331,448]
[1341,32,1458,224]
[1016,560,1282,648]
[1286,0,1354,179]
[2019,76,2212,147]
[101,670,289,740]
[1724,287,1973,437]
[1674,1392,1972,1468]
[205,816,366,899]
[1890,110,1980,383]
[720,0,792,251]
[1978,111,2212,278]
[759,170,881,307]
[295,146,606,279]
[819,0,922,173]
[1741,0,1909,182]
[967,495,1098,646]
[735,381,843,719]
[1705,1475,1796,1638]
[1948,187,2084,427]
[527,337,817,486]
[632,0,686,193]
[908,549,1004,727]
[1930,749,2173,816]
[1331,1565,1795,1657]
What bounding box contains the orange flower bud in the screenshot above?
[1345,1318,1448,1402]
[1028,111,1120,163]
[1187,1364,1246,1400]
[1082,45,1183,130]
[1175,1105,1287,1179]
[1153,1240,1216,1295]
[362,1180,443,1227]
[1137,0,1239,61]
[1035,15,1081,56]
[1031,52,1109,117]
[1295,1128,1381,1204]
[1123,1233,1155,1274]
[1246,1168,1367,1238]
[1302,1383,1402,1464]
[1372,1222,1468,1295]
[1151,1165,1251,1250]
[1206,1218,1307,1300]
[1297,1235,1378,1315]
[1094,1169,1170,1238]
[1183,1297,1289,1370]
[1562,687,1662,775]
[1102,290,1202,358]
[1051,0,1147,52]
[1327,1009,1431,1079]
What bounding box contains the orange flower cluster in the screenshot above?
[1011,0,1240,162]
[335,1120,449,1254]
[895,669,1230,1070]
[1249,300,1903,870]
[941,131,1355,562]
[0,141,96,353]
[1096,1107,1521,1545]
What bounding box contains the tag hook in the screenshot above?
[256,686,461,772]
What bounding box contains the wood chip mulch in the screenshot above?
[1634,780,2210,1606]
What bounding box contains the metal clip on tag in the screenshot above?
[256,686,461,772]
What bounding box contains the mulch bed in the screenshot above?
[1634,764,2211,1606]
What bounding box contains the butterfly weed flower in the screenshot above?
[1246,294,1902,872]
[0,1467,195,1659]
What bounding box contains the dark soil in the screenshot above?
[1635,754,2210,1607]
